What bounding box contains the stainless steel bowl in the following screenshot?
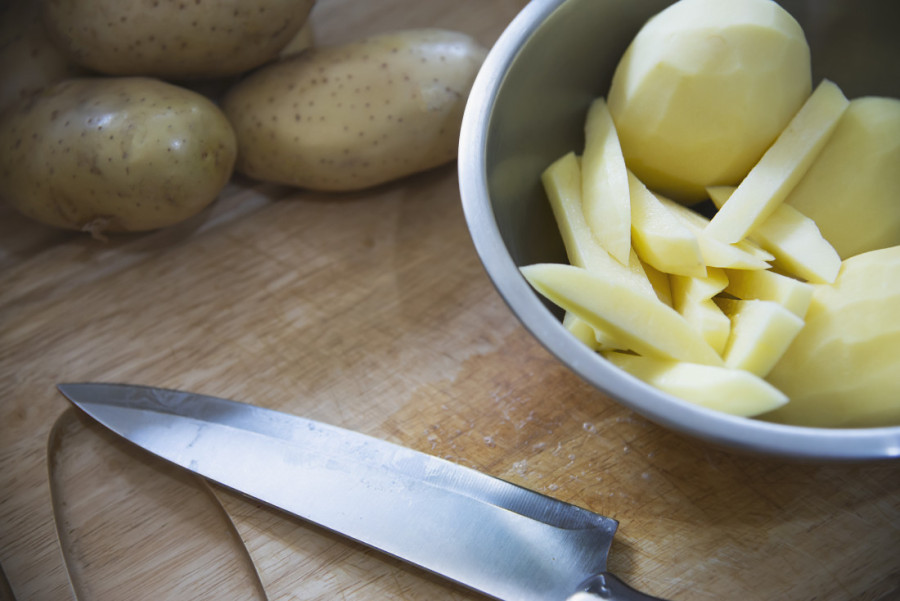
[458,0,900,460]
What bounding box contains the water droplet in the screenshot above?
[547,483,559,492]
[483,436,495,448]
[583,422,596,433]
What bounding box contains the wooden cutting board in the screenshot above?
[1,1,899,600]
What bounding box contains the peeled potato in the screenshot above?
[784,96,900,259]
[521,263,724,366]
[604,352,787,417]
[607,0,811,203]
[0,77,237,236]
[764,247,900,427]
[222,29,486,192]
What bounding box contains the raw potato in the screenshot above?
[715,298,804,377]
[40,0,315,79]
[0,0,86,115]
[704,79,849,244]
[542,153,653,294]
[604,352,787,417]
[582,98,630,264]
[670,269,730,354]
[708,186,841,284]
[724,269,813,318]
[764,247,900,427]
[520,263,723,366]
[628,171,705,278]
[222,29,487,191]
[0,77,237,236]
[542,152,653,349]
[658,192,773,270]
[526,0,900,425]
[607,0,811,203]
[783,96,900,260]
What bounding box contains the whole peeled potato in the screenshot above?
[222,28,487,191]
[0,0,87,115]
[40,0,315,79]
[0,77,237,237]
[607,0,812,203]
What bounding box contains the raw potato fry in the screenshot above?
[708,186,841,283]
[670,268,728,304]
[724,269,813,318]
[543,152,651,349]
[563,312,612,351]
[542,153,653,294]
[604,352,788,417]
[678,299,730,356]
[715,298,805,377]
[658,193,773,270]
[628,171,705,277]
[640,260,673,307]
[670,269,730,354]
[581,98,631,264]
[521,263,724,366]
[705,80,850,243]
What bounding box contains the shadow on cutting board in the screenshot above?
[47,407,267,601]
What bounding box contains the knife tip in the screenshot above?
[57,382,98,403]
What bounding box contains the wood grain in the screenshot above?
[1,1,899,601]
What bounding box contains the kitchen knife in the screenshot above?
[57,382,666,601]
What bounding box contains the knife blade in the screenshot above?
[57,382,666,601]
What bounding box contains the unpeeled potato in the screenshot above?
[222,28,487,191]
[40,0,315,79]
[0,0,86,115]
[0,77,237,236]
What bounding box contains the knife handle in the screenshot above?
[568,572,667,601]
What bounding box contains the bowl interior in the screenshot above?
[459,0,900,460]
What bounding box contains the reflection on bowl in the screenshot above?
[458,0,900,460]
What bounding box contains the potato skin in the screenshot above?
[221,28,487,191]
[40,0,315,79]
[0,77,237,235]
